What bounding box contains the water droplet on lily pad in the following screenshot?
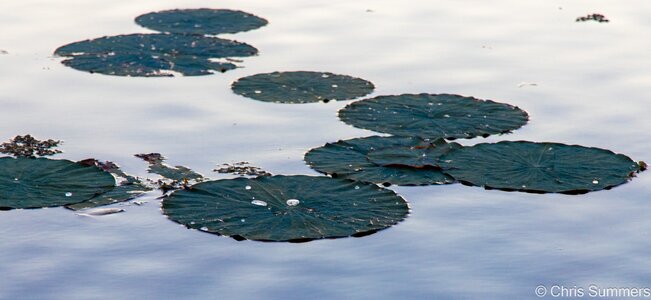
[286,199,300,206]
[251,200,267,206]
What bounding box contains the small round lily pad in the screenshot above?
[304,136,458,186]
[54,33,258,77]
[338,93,529,139]
[162,175,409,242]
[135,9,268,35]
[231,71,375,103]
[0,157,116,209]
[439,141,643,194]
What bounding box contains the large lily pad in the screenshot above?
[163,175,408,242]
[231,71,375,103]
[0,157,116,210]
[439,141,644,194]
[54,33,258,77]
[304,136,458,186]
[338,93,529,139]
[135,9,268,35]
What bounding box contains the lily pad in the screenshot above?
[135,9,268,35]
[231,71,375,103]
[0,157,116,210]
[54,33,258,76]
[439,141,644,194]
[304,136,458,186]
[338,93,529,139]
[162,175,409,242]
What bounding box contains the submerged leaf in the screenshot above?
[338,93,529,139]
[305,136,457,186]
[54,33,258,77]
[0,157,116,210]
[135,9,268,35]
[231,71,375,103]
[163,175,409,242]
[439,141,643,194]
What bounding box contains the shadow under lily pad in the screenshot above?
[162,175,409,242]
[54,33,258,76]
[231,71,375,103]
[439,141,644,194]
[305,136,458,186]
[0,157,116,210]
[135,8,268,35]
[338,93,529,139]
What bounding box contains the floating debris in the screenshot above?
[135,153,203,193]
[0,134,62,157]
[517,82,538,88]
[576,14,609,23]
[214,161,271,177]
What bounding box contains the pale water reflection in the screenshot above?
[1,0,650,299]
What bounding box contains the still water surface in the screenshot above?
[1,0,650,299]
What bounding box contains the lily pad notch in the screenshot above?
[231,71,375,103]
[163,175,409,242]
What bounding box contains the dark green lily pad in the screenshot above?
[439,141,644,194]
[65,160,151,210]
[54,33,258,77]
[231,71,375,103]
[135,9,268,35]
[0,157,116,210]
[304,136,458,186]
[162,175,408,242]
[338,93,529,139]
